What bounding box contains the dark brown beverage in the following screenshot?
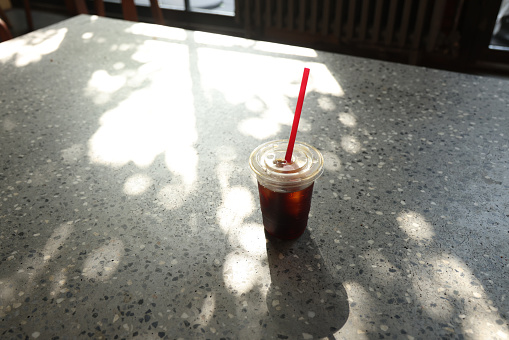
[257,182,314,240]
[250,140,323,240]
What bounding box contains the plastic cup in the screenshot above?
[249,139,324,240]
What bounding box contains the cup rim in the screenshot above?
[249,139,324,191]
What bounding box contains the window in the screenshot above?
[106,0,234,16]
[490,0,509,51]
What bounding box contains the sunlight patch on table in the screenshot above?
[215,147,238,188]
[88,40,196,173]
[223,253,269,297]
[410,272,453,320]
[195,293,215,326]
[245,97,265,113]
[157,179,192,210]
[124,173,152,195]
[113,62,125,70]
[197,48,342,140]
[82,32,94,40]
[464,314,509,340]
[338,281,376,338]
[339,111,357,127]
[253,41,318,57]
[422,254,508,339]
[196,48,292,105]
[43,221,73,263]
[126,23,187,41]
[131,40,188,64]
[0,28,67,67]
[197,48,342,100]
[396,211,435,243]
[234,223,267,256]
[193,31,253,48]
[87,70,126,93]
[216,145,237,162]
[318,96,337,111]
[404,252,509,338]
[307,63,344,96]
[0,223,74,311]
[87,39,198,211]
[3,118,17,132]
[109,43,133,53]
[238,94,295,140]
[0,278,16,311]
[88,90,197,169]
[88,106,168,167]
[193,31,317,57]
[216,186,255,233]
[215,153,255,234]
[322,151,342,172]
[48,270,68,298]
[82,239,124,282]
[86,70,127,104]
[165,145,198,187]
[341,135,361,154]
[238,117,282,140]
[360,252,397,283]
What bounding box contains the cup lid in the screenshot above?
[249,140,324,190]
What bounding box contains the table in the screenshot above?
[1,14,508,339]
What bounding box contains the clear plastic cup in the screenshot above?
[249,140,324,239]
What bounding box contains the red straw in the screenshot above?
[285,67,310,163]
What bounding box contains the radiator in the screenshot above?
[235,0,464,59]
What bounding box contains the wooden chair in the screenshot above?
[0,6,12,28]
[0,17,13,42]
[21,0,34,31]
[73,0,165,25]
[0,0,34,33]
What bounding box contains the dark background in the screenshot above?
[6,0,509,77]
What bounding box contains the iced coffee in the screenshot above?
[249,140,324,239]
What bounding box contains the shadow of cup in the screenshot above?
[264,230,349,338]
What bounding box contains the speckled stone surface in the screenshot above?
[1,15,508,339]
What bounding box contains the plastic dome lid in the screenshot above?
[249,140,324,192]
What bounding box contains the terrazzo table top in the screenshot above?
[1,14,508,340]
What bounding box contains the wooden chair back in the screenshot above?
[0,17,13,42]
[0,0,33,39]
